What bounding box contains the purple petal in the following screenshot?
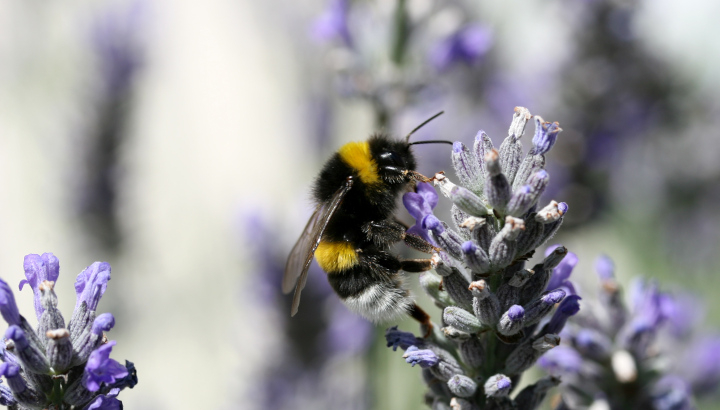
[415,182,438,209]
[403,192,431,220]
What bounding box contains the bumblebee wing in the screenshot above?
[282,203,323,294]
[286,177,353,317]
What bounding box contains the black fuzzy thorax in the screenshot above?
[311,134,417,246]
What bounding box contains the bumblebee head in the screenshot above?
[369,134,417,185]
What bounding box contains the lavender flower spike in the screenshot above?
[392,109,573,409]
[0,254,136,407]
[20,253,60,320]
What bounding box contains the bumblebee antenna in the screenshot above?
[408,139,453,146]
[405,111,445,143]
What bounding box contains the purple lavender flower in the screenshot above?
[84,394,123,410]
[19,253,60,320]
[82,341,128,392]
[390,108,575,409]
[311,0,352,47]
[0,254,136,407]
[74,262,112,311]
[403,182,439,245]
[431,24,493,72]
[540,254,720,408]
[403,346,439,368]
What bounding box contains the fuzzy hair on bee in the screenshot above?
[282,113,451,326]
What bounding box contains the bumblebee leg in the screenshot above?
[362,220,406,247]
[400,258,437,272]
[404,233,440,254]
[409,303,433,337]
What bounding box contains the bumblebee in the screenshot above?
[282,114,451,326]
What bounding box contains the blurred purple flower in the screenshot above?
[312,0,352,47]
[430,24,493,72]
[545,245,578,295]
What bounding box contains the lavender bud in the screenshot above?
[461,241,490,276]
[448,374,478,398]
[505,334,560,375]
[443,326,471,342]
[500,108,530,183]
[513,376,561,410]
[459,336,485,368]
[46,328,72,373]
[469,280,500,326]
[427,220,464,260]
[403,346,439,368]
[451,206,472,240]
[449,186,489,217]
[423,369,453,400]
[442,265,474,311]
[452,141,483,194]
[5,326,50,374]
[484,150,512,213]
[488,217,524,268]
[443,307,483,334]
[0,362,43,407]
[484,374,512,397]
[543,246,568,269]
[508,106,532,139]
[37,281,65,348]
[530,116,562,155]
[386,326,423,351]
[524,289,566,326]
[430,348,465,381]
[471,218,495,252]
[506,185,534,217]
[419,271,453,308]
[473,130,494,181]
[519,264,551,305]
[515,216,545,256]
[72,313,117,367]
[538,215,565,247]
[496,269,534,310]
[512,154,545,191]
[535,200,565,223]
[497,305,525,336]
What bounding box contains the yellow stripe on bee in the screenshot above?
[338,141,381,185]
[315,241,359,273]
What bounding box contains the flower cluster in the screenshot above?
[0,253,136,409]
[387,108,579,409]
[538,255,720,409]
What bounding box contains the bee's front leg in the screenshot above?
[363,220,441,254]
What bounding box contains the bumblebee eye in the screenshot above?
[379,151,405,168]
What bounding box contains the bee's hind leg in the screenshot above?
[400,253,440,272]
[409,303,433,338]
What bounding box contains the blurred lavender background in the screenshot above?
[1,0,719,408]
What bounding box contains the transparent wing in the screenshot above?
[282,204,323,294]
[284,177,353,316]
